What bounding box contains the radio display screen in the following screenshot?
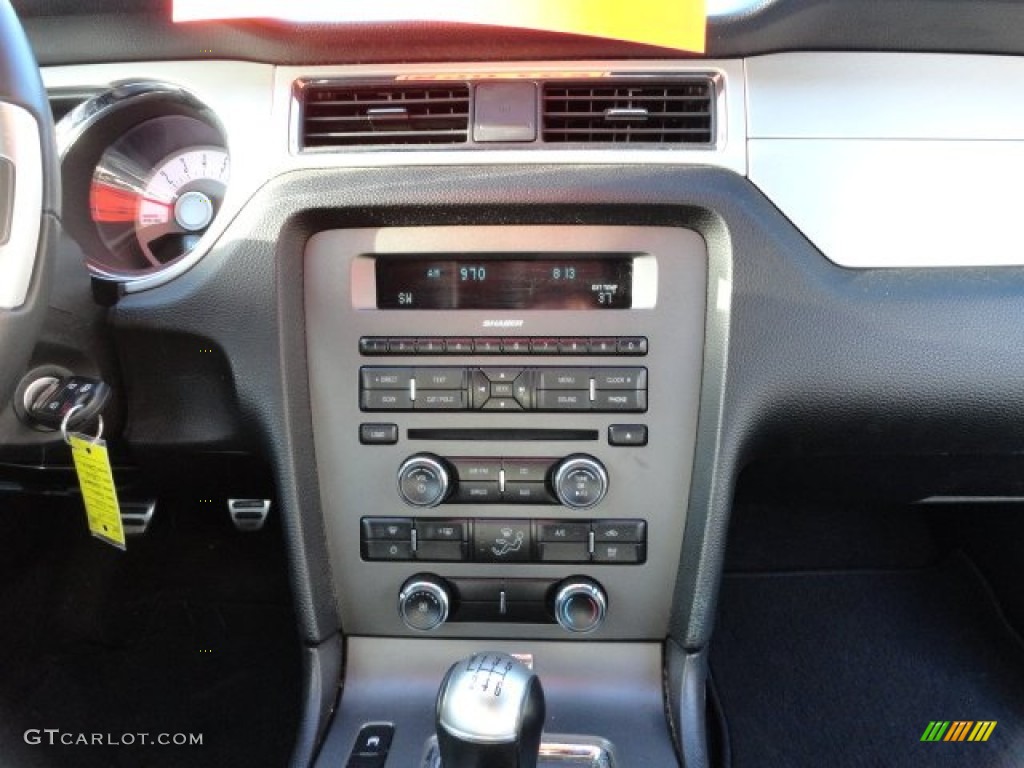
[375,255,633,310]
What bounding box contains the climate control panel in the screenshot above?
[397,573,609,633]
[362,517,647,564]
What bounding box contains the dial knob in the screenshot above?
[552,454,609,509]
[398,574,451,631]
[552,577,607,633]
[397,454,451,508]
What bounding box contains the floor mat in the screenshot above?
[0,497,301,768]
[711,554,1024,768]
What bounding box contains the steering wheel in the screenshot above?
[0,0,58,409]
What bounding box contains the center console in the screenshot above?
[305,225,706,640]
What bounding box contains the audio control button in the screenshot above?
[490,381,515,398]
[513,372,533,408]
[414,368,466,390]
[553,455,609,510]
[398,455,450,508]
[415,390,466,410]
[482,398,522,411]
[589,338,618,355]
[453,481,501,503]
[617,337,648,355]
[593,390,647,412]
[451,458,501,482]
[362,390,412,410]
[530,338,559,355]
[537,368,591,390]
[536,390,590,411]
[593,368,647,390]
[446,338,474,354]
[503,482,554,504]
[503,458,553,483]
[474,338,502,354]
[503,338,530,354]
[558,338,590,355]
[608,424,648,446]
[481,368,523,383]
[470,370,491,408]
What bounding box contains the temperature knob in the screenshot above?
[397,454,451,508]
[399,574,452,631]
[552,454,609,509]
[552,577,607,633]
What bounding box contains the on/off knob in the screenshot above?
[552,454,609,510]
[552,577,607,633]
[399,574,451,631]
[397,453,451,508]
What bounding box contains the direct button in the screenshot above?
[361,367,412,389]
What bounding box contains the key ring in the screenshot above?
[61,404,105,446]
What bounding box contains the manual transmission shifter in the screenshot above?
[435,652,545,768]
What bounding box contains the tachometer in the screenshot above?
[90,145,229,267]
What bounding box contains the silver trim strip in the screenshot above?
[0,103,43,310]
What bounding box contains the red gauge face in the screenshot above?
[89,145,229,268]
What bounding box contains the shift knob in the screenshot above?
[435,652,545,768]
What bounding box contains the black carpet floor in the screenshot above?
[711,553,1024,768]
[0,496,301,768]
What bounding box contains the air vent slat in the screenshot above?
[542,78,714,145]
[300,82,470,148]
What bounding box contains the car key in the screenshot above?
[28,376,111,432]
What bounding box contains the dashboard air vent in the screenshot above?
[542,79,714,145]
[301,83,470,148]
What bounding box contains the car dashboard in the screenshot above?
[6,2,1024,767]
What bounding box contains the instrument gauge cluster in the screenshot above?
[58,82,230,283]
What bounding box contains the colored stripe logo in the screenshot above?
[921,721,996,742]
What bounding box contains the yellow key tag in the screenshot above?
[70,433,126,550]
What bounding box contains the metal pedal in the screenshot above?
[227,498,271,531]
[120,499,156,536]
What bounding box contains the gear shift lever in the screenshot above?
[435,652,545,768]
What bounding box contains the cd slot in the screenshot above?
[407,428,599,442]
